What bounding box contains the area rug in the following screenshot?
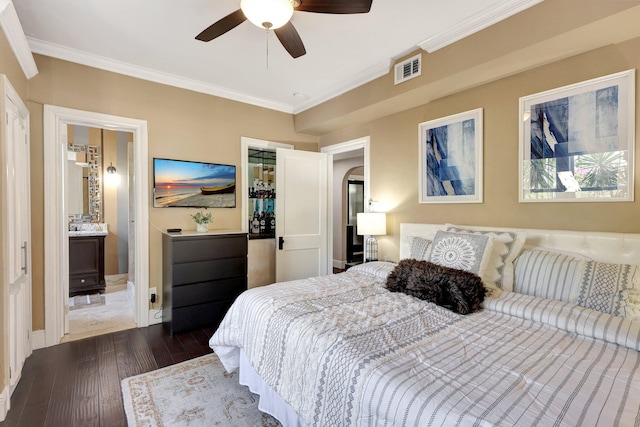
[69,293,105,310]
[121,353,281,427]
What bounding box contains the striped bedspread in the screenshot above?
[210,264,640,427]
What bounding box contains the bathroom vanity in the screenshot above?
[69,228,107,296]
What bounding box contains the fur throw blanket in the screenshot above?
[385,259,487,314]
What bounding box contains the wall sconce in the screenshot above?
[105,162,119,186]
[357,212,387,262]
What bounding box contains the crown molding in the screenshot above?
[27,36,392,116]
[0,0,38,78]
[418,0,543,53]
[28,37,296,113]
[293,58,392,114]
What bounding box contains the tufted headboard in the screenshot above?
[399,223,640,268]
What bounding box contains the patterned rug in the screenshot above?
[121,353,281,427]
[69,293,105,310]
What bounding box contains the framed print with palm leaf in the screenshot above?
[519,69,635,202]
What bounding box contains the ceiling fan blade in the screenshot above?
[274,22,306,58]
[294,0,372,14]
[195,9,247,42]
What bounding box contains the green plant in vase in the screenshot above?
[192,211,212,232]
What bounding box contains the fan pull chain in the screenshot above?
[266,28,269,69]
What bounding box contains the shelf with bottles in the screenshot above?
[249,198,275,239]
[248,181,275,199]
[248,148,277,240]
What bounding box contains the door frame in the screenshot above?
[240,137,293,234]
[43,105,150,347]
[321,137,371,269]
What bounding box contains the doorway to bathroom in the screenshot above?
[63,125,136,342]
[43,105,150,348]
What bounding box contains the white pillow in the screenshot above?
[446,224,526,292]
[513,249,586,303]
[347,261,397,279]
[408,236,431,260]
[427,230,494,286]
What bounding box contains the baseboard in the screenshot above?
[0,385,9,422]
[127,281,135,302]
[32,329,46,350]
[148,308,163,325]
[333,259,346,269]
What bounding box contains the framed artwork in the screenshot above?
[519,69,635,202]
[419,108,483,203]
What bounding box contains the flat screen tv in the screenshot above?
[153,157,236,208]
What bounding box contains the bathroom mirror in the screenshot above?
[67,144,102,222]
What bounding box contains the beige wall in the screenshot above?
[101,128,119,276]
[0,27,29,399]
[26,55,318,330]
[319,38,640,262]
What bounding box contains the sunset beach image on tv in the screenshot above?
[153,158,236,208]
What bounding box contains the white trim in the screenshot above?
[0,385,9,422]
[321,137,371,209]
[25,37,391,115]
[0,1,38,79]
[43,105,149,347]
[29,38,295,114]
[148,308,163,325]
[418,0,543,53]
[240,137,293,234]
[31,329,45,350]
[292,60,392,114]
[321,137,371,272]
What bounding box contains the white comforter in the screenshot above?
[209,263,640,427]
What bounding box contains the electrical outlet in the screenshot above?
[149,287,157,302]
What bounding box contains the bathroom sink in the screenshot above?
[69,223,108,236]
[69,230,107,237]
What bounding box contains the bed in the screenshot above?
[209,223,640,426]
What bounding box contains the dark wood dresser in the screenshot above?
[69,235,106,296]
[162,231,248,335]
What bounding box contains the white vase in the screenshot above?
[196,223,208,233]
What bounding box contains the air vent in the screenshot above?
[394,54,421,85]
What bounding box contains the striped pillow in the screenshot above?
[408,236,431,260]
[347,261,396,279]
[575,261,638,318]
[513,249,586,303]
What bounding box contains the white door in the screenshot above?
[2,75,32,392]
[275,148,330,282]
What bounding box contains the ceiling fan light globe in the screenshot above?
[241,0,294,30]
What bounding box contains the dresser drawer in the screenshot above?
[172,235,247,263]
[170,300,236,333]
[172,257,247,285]
[172,278,246,308]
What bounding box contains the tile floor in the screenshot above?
[61,287,136,343]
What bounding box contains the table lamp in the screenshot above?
[356,212,387,262]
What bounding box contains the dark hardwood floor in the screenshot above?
[0,324,215,427]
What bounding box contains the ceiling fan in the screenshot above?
[195,0,373,58]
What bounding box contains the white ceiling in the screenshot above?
[14,0,541,114]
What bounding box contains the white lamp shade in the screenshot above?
[240,0,294,29]
[356,212,386,236]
